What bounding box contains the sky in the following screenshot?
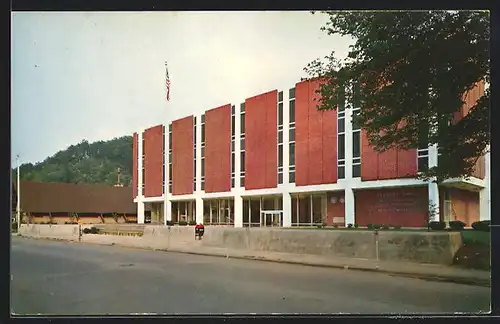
[11,11,354,165]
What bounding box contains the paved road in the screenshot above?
[10,237,490,315]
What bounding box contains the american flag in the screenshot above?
[165,61,171,101]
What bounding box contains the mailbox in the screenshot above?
[194,224,205,240]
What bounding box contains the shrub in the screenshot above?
[166,220,174,226]
[333,224,339,228]
[12,222,18,231]
[188,220,197,226]
[472,220,490,232]
[449,220,466,230]
[367,224,374,229]
[392,224,402,230]
[90,227,99,234]
[82,228,91,234]
[178,221,188,226]
[381,224,390,230]
[373,224,382,230]
[347,223,353,228]
[428,221,446,231]
[354,224,359,228]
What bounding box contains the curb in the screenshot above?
[162,249,491,288]
[15,236,491,288]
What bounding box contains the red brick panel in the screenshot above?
[172,116,194,195]
[361,130,417,180]
[449,188,480,226]
[355,187,428,227]
[132,132,138,198]
[143,125,164,197]
[245,91,278,190]
[264,94,278,188]
[321,99,337,183]
[397,149,418,178]
[295,79,338,186]
[454,81,485,123]
[360,130,379,180]
[205,105,231,193]
[294,81,310,186]
[327,192,345,226]
[472,155,485,179]
[377,149,398,180]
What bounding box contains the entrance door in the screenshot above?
[261,212,282,227]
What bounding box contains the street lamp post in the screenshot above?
[16,155,21,232]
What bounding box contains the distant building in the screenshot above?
[14,181,137,224]
[131,79,490,228]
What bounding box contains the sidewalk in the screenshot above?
[162,243,491,287]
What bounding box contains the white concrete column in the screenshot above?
[137,201,145,224]
[344,109,353,180]
[282,90,290,184]
[428,182,440,221]
[480,150,490,220]
[428,143,440,219]
[282,192,292,227]
[165,199,172,222]
[235,105,241,189]
[195,114,202,193]
[196,197,204,224]
[234,195,243,227]
[344,188,355,226]
[138,131,143,197]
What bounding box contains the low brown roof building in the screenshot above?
[13,181,137,215]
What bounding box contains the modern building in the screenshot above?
[14,181,138,224]
[132,79,490,228]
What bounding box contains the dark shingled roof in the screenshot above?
[14,181,137,214]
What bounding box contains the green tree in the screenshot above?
[305,10,490,183]
[12,136,134,186]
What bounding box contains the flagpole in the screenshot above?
[16,154,21,232]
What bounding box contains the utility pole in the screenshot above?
[16,154,21,232]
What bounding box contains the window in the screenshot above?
[278,103,283,125]
[352,81,361,108]
[289,128,295,142]
[338,118,345,133]
[278,172,283,184]
[231,105,235,115]
[338,87,346,112]
[289,100,296,124]
[289,142,295,166]
[352,158,361,178]
[240,152,245,172]
[278,91,283,102]
[338,134,345,160]
[352,131,360,158]
[289,87,295,99]
[289,170,295,183]
[338,166,345,179]
[201,159,205,177]
[352,109,360,130]
[418,149,429,173]
[240,103,245,113]
[278,131,283,144]
[240,113,245,134]
[201,124,205,143]
[231,115,236,137]
[231,153,235,173]
[278,145,283,168]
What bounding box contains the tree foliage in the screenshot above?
[12,136,133,186]
[305,10,490,183]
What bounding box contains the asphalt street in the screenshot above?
[10,236,490,315]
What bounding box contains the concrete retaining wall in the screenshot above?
[18,224,464,265]
[19,224,80,241]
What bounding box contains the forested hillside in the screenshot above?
[12,136,133,186]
